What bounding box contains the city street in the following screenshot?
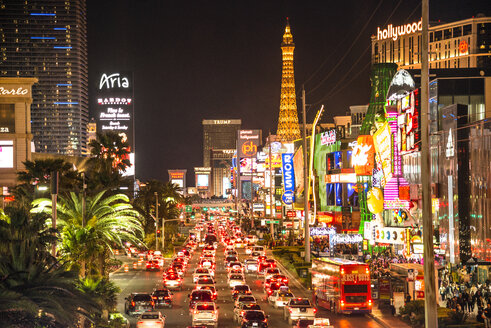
[111,246,384,328]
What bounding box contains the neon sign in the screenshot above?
[282,153,295,193]
[213,120,231,124]
[384,198,410,210]
[373,122,393,181]
[99,73,130,90]
[0,87,28,96]
[353,135,375,175]
[376,19,422,41]
[320,130,336,146]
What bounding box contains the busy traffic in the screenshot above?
[112,217,380,328]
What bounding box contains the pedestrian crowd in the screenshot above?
[367,251,422,279]
[440,276,491,326]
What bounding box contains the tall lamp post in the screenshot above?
[51,171,59,257]
[421,0,438,326]
[154,192,159,251]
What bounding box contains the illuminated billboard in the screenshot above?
[237,130,262,158]
[168,169,187,194]
[353,135,375,175]
[0,140,14,168]
[196,175,209,189]
[373,122,393,184]
[397,89,420,153]
[96,72,134,176]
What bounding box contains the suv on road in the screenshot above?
[192,302,218,328]
[284,298,317,325]
[152,289,172,308]
[188,289,213,312]
[240,310,269,328]
[124,293,154,316]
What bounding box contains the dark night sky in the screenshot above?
[87,0,489,184]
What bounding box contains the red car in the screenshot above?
[264,282,287,299]
[146,260,160,271]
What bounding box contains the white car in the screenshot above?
[244,259,258,273]
[235,295,257,308]
[192,302,218,328]
[252,246,265,256]
[228,274,246,288]
[136,311,165,328]
[268,290,295,308]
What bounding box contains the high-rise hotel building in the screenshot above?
[202,119,241,197]
[0,0,88,155]
[371,15,490,70]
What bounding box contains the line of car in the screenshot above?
[121,218,332,328]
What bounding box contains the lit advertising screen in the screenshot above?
[0,140,14,168]
[171,179,184,188]
[196,174,209,189]
[96,72,134,176]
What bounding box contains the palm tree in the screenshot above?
[89,131,131,173]
[32,191,144,277]
[78,276,120,321]
[85,132,133,196]
[0,206,99,327]
[134,180,183,250]
[10,159,79,207]
[162,181,184,204]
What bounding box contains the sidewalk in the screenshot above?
[367,301,412,328]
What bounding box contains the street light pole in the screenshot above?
[421,0,438,326]
[268,131,274,239]
[50,171,59,257]
[82,172,86,228]
[301,88,311,263]
[154,192,159,251]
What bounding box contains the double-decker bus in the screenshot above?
[312,258,372,314]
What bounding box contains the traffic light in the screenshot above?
[157,230,161,235]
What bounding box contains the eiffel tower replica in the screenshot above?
[276,18,301,142]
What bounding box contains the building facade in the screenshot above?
[372,15,491,70]
[0,78,37,207]
[0,0,89,156]
[202,119,241,197]
[202,119,241,167]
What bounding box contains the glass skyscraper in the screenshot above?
[0,0,88,155]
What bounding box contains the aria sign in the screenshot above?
[377,19,422,41]
[99,73,130,90]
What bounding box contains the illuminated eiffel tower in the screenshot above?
[276,18,301,142]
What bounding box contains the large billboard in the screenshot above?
[237,130,262,158]
[96,72,134,176]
